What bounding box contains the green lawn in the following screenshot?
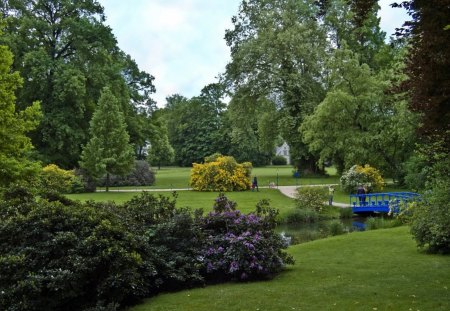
[67,188,296,218]
[128,226,450,311]
[96,165,340,191]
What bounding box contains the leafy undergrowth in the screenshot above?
[129,226,450,311]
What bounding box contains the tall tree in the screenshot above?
[0,41,42,188]
[147,110,174,169]
[224,0,327,171]
[79,87,134,191]
[0,0,156,168]
[393,0,450,147]
[322,0,387,69]
[164,88,227,167]
[301,47,418,178]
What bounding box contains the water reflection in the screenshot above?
[276,217,367,245]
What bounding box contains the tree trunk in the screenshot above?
[106,172,110,192]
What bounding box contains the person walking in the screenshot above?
[328,185,335,206]
[252,176,259,192]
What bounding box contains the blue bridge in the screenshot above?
[350,192,421,214]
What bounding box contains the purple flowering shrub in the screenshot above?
[199,193,294,282]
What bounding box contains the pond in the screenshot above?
[276,217,367,245]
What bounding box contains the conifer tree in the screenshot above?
[80,87,134,191]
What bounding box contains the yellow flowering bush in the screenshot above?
[41,164,79,193]
[190,155,252,191]
[340,164,384,193]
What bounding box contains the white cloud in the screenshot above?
[100,0,408,107]
[100,0,240,106]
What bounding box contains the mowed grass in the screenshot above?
[97,165,340,191]
[128,226,450,311]
[67,188,296,217]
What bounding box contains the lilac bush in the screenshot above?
[199,193,294,282]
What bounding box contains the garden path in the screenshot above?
[275,185,349,207]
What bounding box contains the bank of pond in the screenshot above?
[277,215,401,245]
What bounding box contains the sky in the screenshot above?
[99,0,409,107]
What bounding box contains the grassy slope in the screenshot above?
[129,227,450,311]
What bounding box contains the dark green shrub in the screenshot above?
[295,186,328,212]
[410,183,450,254]
[328,221,345,236]
[147,209,204,291]
[98,160,155,187]
[272,155,287,165]
[0,200,150,310]
[365,217,381,230]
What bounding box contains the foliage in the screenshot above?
[224,0,328,171]
[409,156,450,254]
[190,155,252,192]
[0,199,148,310]
[119,192,204,291]
[40,164,82,194]
[198,193,294,281]
[0,42,42,189]
[130,227,450,311]
[225,95,276,166]
[393,0,450,144]
[272,155,287,165]
[146,111,175,168]
[294,186,328,213]
[0,190,204,310]
[79,87,135,191]
[301,47,418,177]
[340,164,384,193]
[1,0,157,168]
[164,87,228,167]
[328,220,345,236]
[0,187,297,310]
[98,161,155,187]
[403,133,449,191]
[284,208,319,224]
[339,207,354,219]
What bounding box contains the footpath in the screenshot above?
[275,185,349,208]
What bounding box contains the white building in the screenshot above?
[275,142,290,164]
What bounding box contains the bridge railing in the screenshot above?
[350,192,420,213]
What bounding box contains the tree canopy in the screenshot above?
[0,41,42,189]
[0,0,156,168]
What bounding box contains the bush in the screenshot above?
[340,164,384,193]
[328,221,345,236]
[98,160,155,187]
[339,207,354,219]
[0,191,203,310]
[198,193,294,282]
[41,164,82,194]
[272,155,287,165]
[410,183,450,254]
[294,186,328,213]
[0,200,149,310]
[0,190,296,310]
[190,154,252,192]
[284,208,319,223]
